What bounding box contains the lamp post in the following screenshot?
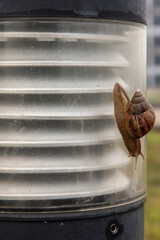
[0,1,146,239]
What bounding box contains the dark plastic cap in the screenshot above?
[0,0,146,24]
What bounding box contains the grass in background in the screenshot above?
[145,130,160,240]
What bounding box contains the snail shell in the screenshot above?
[113,82,156,168]
[126,90,156,138]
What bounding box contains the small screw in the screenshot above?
[110,223,119,235]
[106,220,123,239]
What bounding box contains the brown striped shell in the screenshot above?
[126,90,156,139]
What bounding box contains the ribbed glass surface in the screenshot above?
[0,20,146,211]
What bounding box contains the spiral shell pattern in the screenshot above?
[126,90,156,138]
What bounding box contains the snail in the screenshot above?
[113,82,156,169]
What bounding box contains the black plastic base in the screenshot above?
[0,204,144,240]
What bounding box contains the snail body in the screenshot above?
[113,83,156,168]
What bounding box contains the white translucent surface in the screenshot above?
[0,170,129,200]
[0,42,129,67]
[0,119,120,147]
[0,19,146,210]
[0,68,128,94]
[0,94,114,119]
[0,146,130,173]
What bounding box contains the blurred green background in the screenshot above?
[144,90,160,240]
[147,0,160,238]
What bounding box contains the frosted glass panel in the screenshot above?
[0,19,146,212]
